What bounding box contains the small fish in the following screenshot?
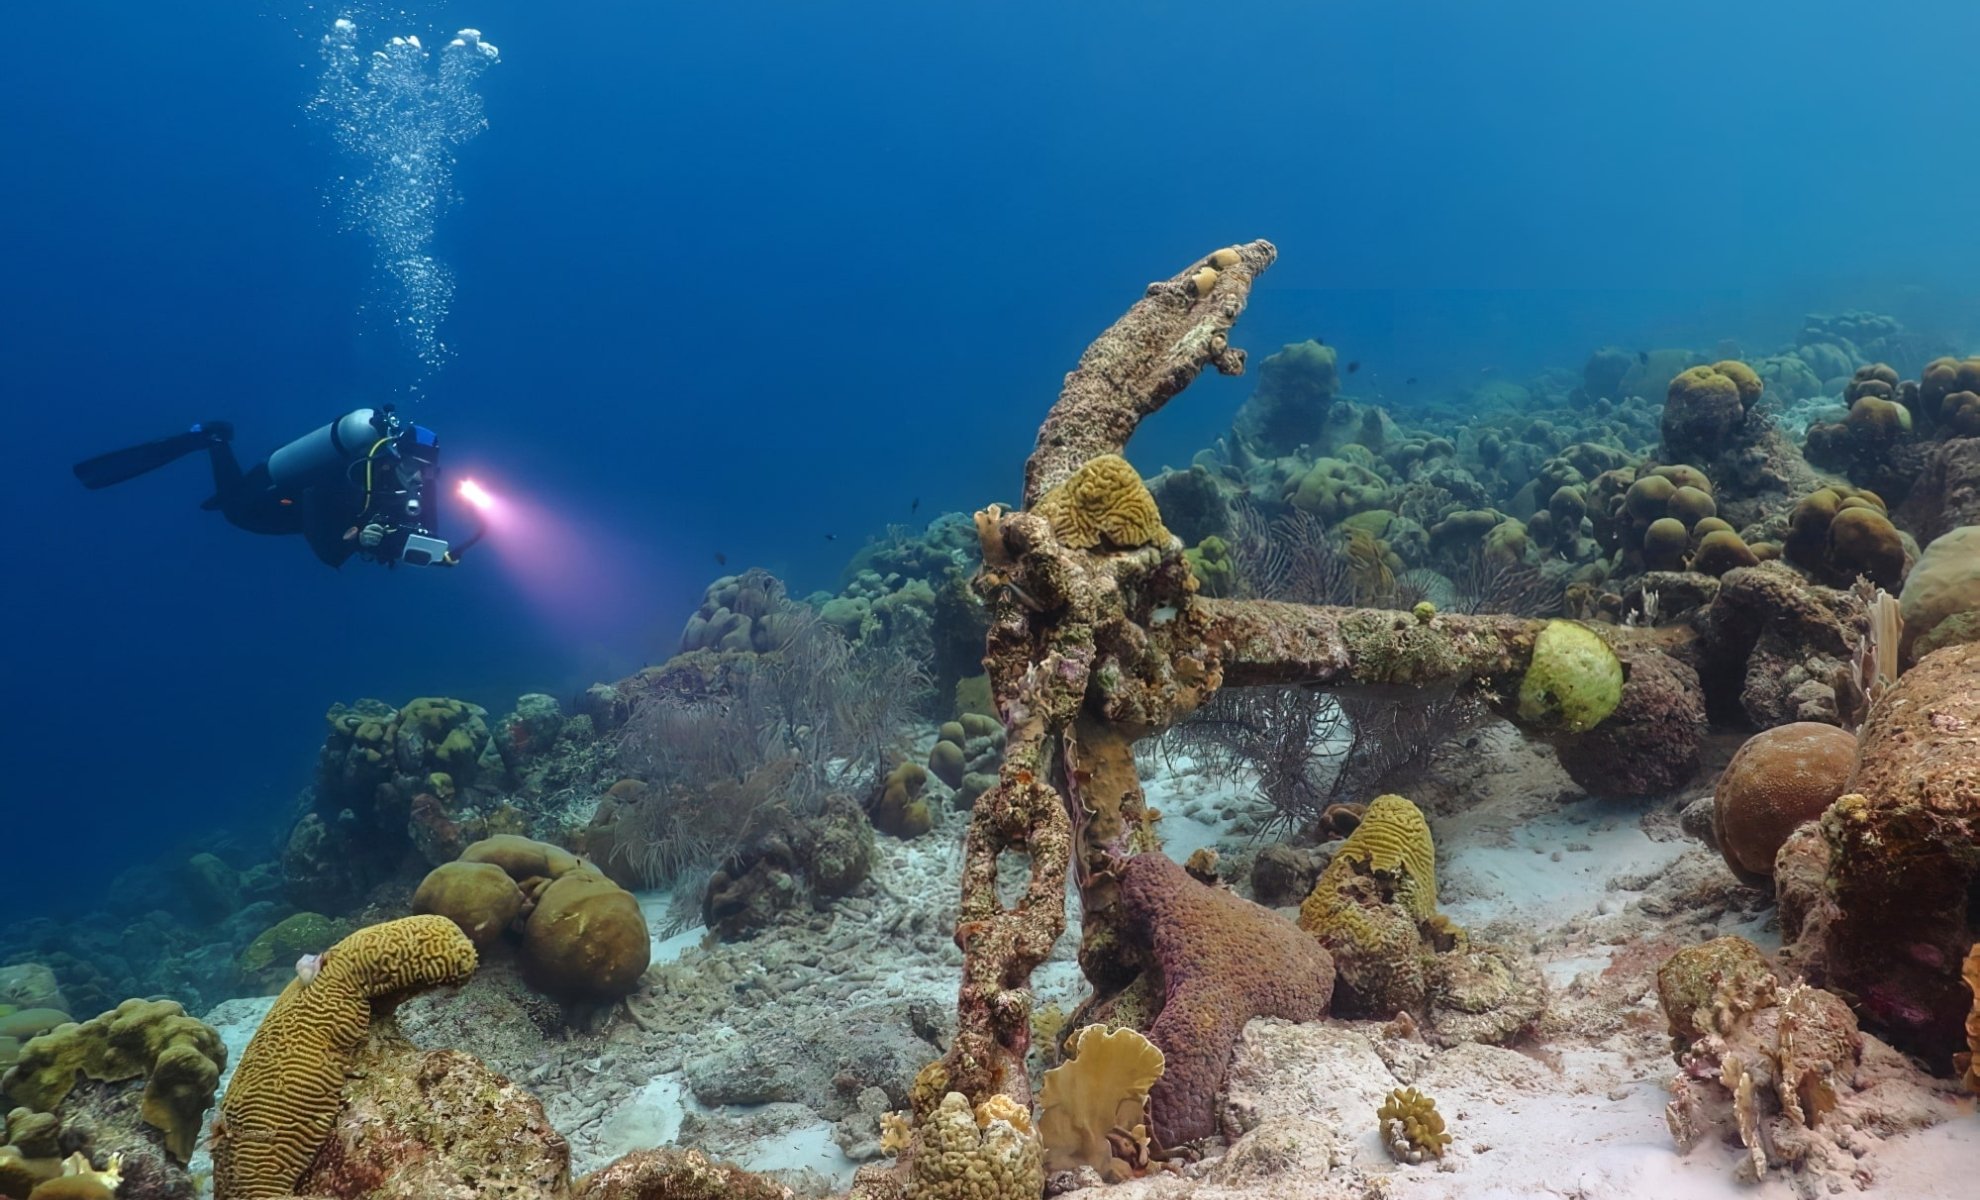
[713,552,727,566]
[1638,350,1649,364]
[824,533,838,541]
[1315,336,1325,345]
[910,497,920,513]
[1347,361,1361,374]
[1405,377,1418,386]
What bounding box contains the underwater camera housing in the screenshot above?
[270,405,465,565]
[376,413,456,565]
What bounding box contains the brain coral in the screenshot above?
[1712,723,1857,885]
[1032,454,1170,551]
[0,998,225,1164]
[1299,795,1440,1014]
[212,915,478,1200]
[1110,852,1335,1147]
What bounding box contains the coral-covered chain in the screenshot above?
[938,241,1619,1115]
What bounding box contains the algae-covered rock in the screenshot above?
[1517,620,1623,733]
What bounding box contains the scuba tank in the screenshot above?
[267,408,387,487]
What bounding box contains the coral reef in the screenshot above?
[211,915,478,1200]
[1817,641,1980,1065]
[1711,722,1857,884]
[1657,937,1868,1184]
[1551,645,1704,797]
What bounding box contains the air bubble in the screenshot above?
[308,14,500,374]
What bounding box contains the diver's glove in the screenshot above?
[358,523,387,550]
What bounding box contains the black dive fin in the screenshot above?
[72,429,215,490]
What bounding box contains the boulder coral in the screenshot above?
[518,868,652,1004]
[1663,362,1760,462]
[1553,646,1705,798]
[1515,620,1624,734]
[1231,338,1340,457]
[1711,722,1857,884]
[906,1091,1043,1200]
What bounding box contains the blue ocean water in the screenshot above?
[2,0,1977,913]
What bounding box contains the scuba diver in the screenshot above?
[73,406,481,569]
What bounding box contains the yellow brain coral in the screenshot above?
[1032,454,1170,551]
[1306,794,1438,920]
[212,915,478,1200]
[1038,1024,1165,1179]
[0,998,225,1164]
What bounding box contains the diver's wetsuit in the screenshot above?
[201,440,368,568]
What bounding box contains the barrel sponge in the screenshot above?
[0,998,224,1164]
[412,861,526,945]
[518,868,650,1003]
[910,1090,1044,1199]
[212,915,477,1200]
[458,834,580,883]
[1899,526,1980,663]
[1517,620,1624,734]
[1712,723,1857,885]
[1032,454,1170,551]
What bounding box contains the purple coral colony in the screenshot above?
[6,240,1977,1200]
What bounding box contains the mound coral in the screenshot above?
[679,568,808,654]
[0,999,224,1164]
[1712,722,1857,884]
[1231,339,1340,456]
[1032,454,1170,551]
[873,761,933,838]
[1038,1025,1164,1178]
[1783,486,1907,590]
[411,860,526,945]
[926,715,1005,810]
[212,915,478,1200]
[908,1090,1043,1199]
[1663,362,1759,461]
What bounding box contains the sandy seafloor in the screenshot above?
[193,722,1980,1199]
